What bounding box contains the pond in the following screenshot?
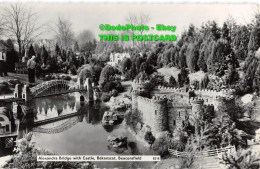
[17,92,157,169]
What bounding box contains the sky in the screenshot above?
[0,3,258,40]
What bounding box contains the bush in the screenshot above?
[152,134,175,158]
[101,93,111,102]
[144,131,155,145]
[102,81,124,93]
[63,76,72,81]
[4,133,95,169]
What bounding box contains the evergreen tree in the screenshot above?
[41,45,48,65]
[28,44,35,59]
[186,43,199,73]
[55,43,61,57]
[178,68,189,87]
[168,76,177,87]
[74,41,79,52]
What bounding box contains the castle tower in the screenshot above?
[191,98,204,117]
[151,96,168,137]
[14,84,22,98]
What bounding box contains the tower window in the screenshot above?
[173,120,176,125]
[155,110,157,115]
[179,112,180,117]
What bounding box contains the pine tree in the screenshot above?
[55,43,61,57]
[169,76,177,87]
[41,45,48,65]
[28,44,35,59]
[74,41,79,52]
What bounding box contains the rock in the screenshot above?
[107,135,128,148]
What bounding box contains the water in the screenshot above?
[18,92,157,169]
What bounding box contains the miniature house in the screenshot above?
[0,107,15,135]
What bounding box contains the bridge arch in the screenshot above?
[30,80,72,97]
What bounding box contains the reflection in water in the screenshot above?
[14,92,156,169]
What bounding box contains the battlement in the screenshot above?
[156,86,186,93]
[154,86,235,98]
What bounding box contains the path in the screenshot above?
[0,73,43,84]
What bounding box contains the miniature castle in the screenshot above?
[131,77,236,138]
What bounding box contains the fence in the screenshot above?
[168,146,236,169]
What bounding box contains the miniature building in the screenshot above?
[131,76,235,138]
[0,107,15,134]
[15,62,28,74]
[107,53,130,66]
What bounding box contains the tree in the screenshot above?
[168,76,177,87]
[5,39,18,72]
[186,43,199,73]
[55,43,61,56]
[99,65,118,88]
[144,131,155,146]
[1,3,43,57]
[41,45,48,65]
[121,57,132,75]
[222,149,260,169]
[248,26,260,52]
[178,68,189,87]
[28,44,35,59]
[51,17,74,49]
[125,12,150,49]
[76,29,95,50]
[73,41,79,52]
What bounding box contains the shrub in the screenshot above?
[4,133,95,169]
[152,134,175,158]
[63,76,72,81]
[101,93,111,102]
[144,131,156,145]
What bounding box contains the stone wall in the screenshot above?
[131,83,236,138]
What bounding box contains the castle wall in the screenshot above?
[168,105,192,134]
[135,96,168,136]
[131,82,235,138]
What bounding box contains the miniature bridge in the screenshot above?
[30,80,87,98]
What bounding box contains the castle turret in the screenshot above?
[191,97,204,116]
[151,96,168,137]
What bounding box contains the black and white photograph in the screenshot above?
[0,1,260,169]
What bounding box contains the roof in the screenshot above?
[0,107,13,119]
